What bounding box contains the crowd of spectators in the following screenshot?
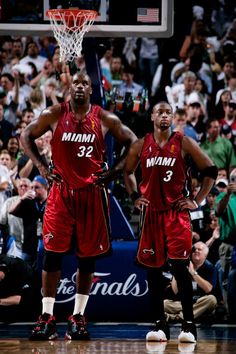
[0,2,236,323]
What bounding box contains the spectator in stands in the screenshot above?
[150,52,178,102]
[0,148,14,175]
[117,65,143,99]
[172,108,198,142]
[110,56,123,87]
[0,49,9,74]
[219,99,236,151]
[11,63,33,114]
[17,133,51,180]
[0,154,12,210]
[212,3,235,38]
[227,71,236,101]
[165,71,197,112]
[215,178,228,194]
[213,56,235,97]
[221,123,233,142]
[164,241,217,322]
[9,175,49,267]
[0,177,31,259]
[214,88,232,119]
[27,62,38,82]
[1,73,16,99]
[0,101,14,145]
[20,41,47,72]
[217,167,228,181]
[215,168,236,317]
[189,178,204,242]
[200,119,236,172]
[28,88,45,119]
[201,187,219,234]
[41,78,61,107]
[4,136,21,171]
[194,77,210,116]
[39,37,55,60]
[11,38,24,60]
[99,43,113,90]
[21,108,35,125]
[202,214,221,266]
[13,108,34,138]
[29,59,55,89]
[0,254,33,322]
[1,38,13,58]
[227,245,236,323]
[178,19,211,62]
[51,52,63,78]
[186,95,206,143]
[0,147,17,192]
[13,120,27,138]
[172,45,212,95]
[0,72,19,125]
[1,146,18,186]
[137,38,159,90]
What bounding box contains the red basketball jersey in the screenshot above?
[139,131,191,211]
[51,102,106,189]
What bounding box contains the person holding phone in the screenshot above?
[215,168,236,320]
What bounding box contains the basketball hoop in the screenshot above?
[46,9,98,62]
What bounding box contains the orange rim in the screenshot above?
[46,9,98,20]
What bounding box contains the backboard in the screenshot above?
[0,0,174,37]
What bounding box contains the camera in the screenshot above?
[230,175,236,183]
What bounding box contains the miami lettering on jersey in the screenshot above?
[62,132,96,143]
[146,156,176,168]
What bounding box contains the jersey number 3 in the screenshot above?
[163,170,173,182]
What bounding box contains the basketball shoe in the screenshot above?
[178,321,197,343]
[146,320,170,341]
[29,313,58,340]
[65,313,90,340]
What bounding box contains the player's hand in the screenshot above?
[176,198,198,211]
[37,164,62,184]
[93,168,119,187]
[133,196,150,211]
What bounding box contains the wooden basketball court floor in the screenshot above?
[1,322,236,353]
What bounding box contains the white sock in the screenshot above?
[42,297,55,315]
[73,294,89,315]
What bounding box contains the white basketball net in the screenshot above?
[47,10,97,62]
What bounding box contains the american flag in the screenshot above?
[137,8,159,23]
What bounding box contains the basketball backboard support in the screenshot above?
[0,0,174,38]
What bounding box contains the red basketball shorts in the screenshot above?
[137,207,192,268]
[43,183,111,258]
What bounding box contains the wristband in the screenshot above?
[130,191,140,203]
[192,200,199,209]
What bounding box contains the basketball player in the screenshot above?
[20,72,137,340]
[124,101,217,343]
